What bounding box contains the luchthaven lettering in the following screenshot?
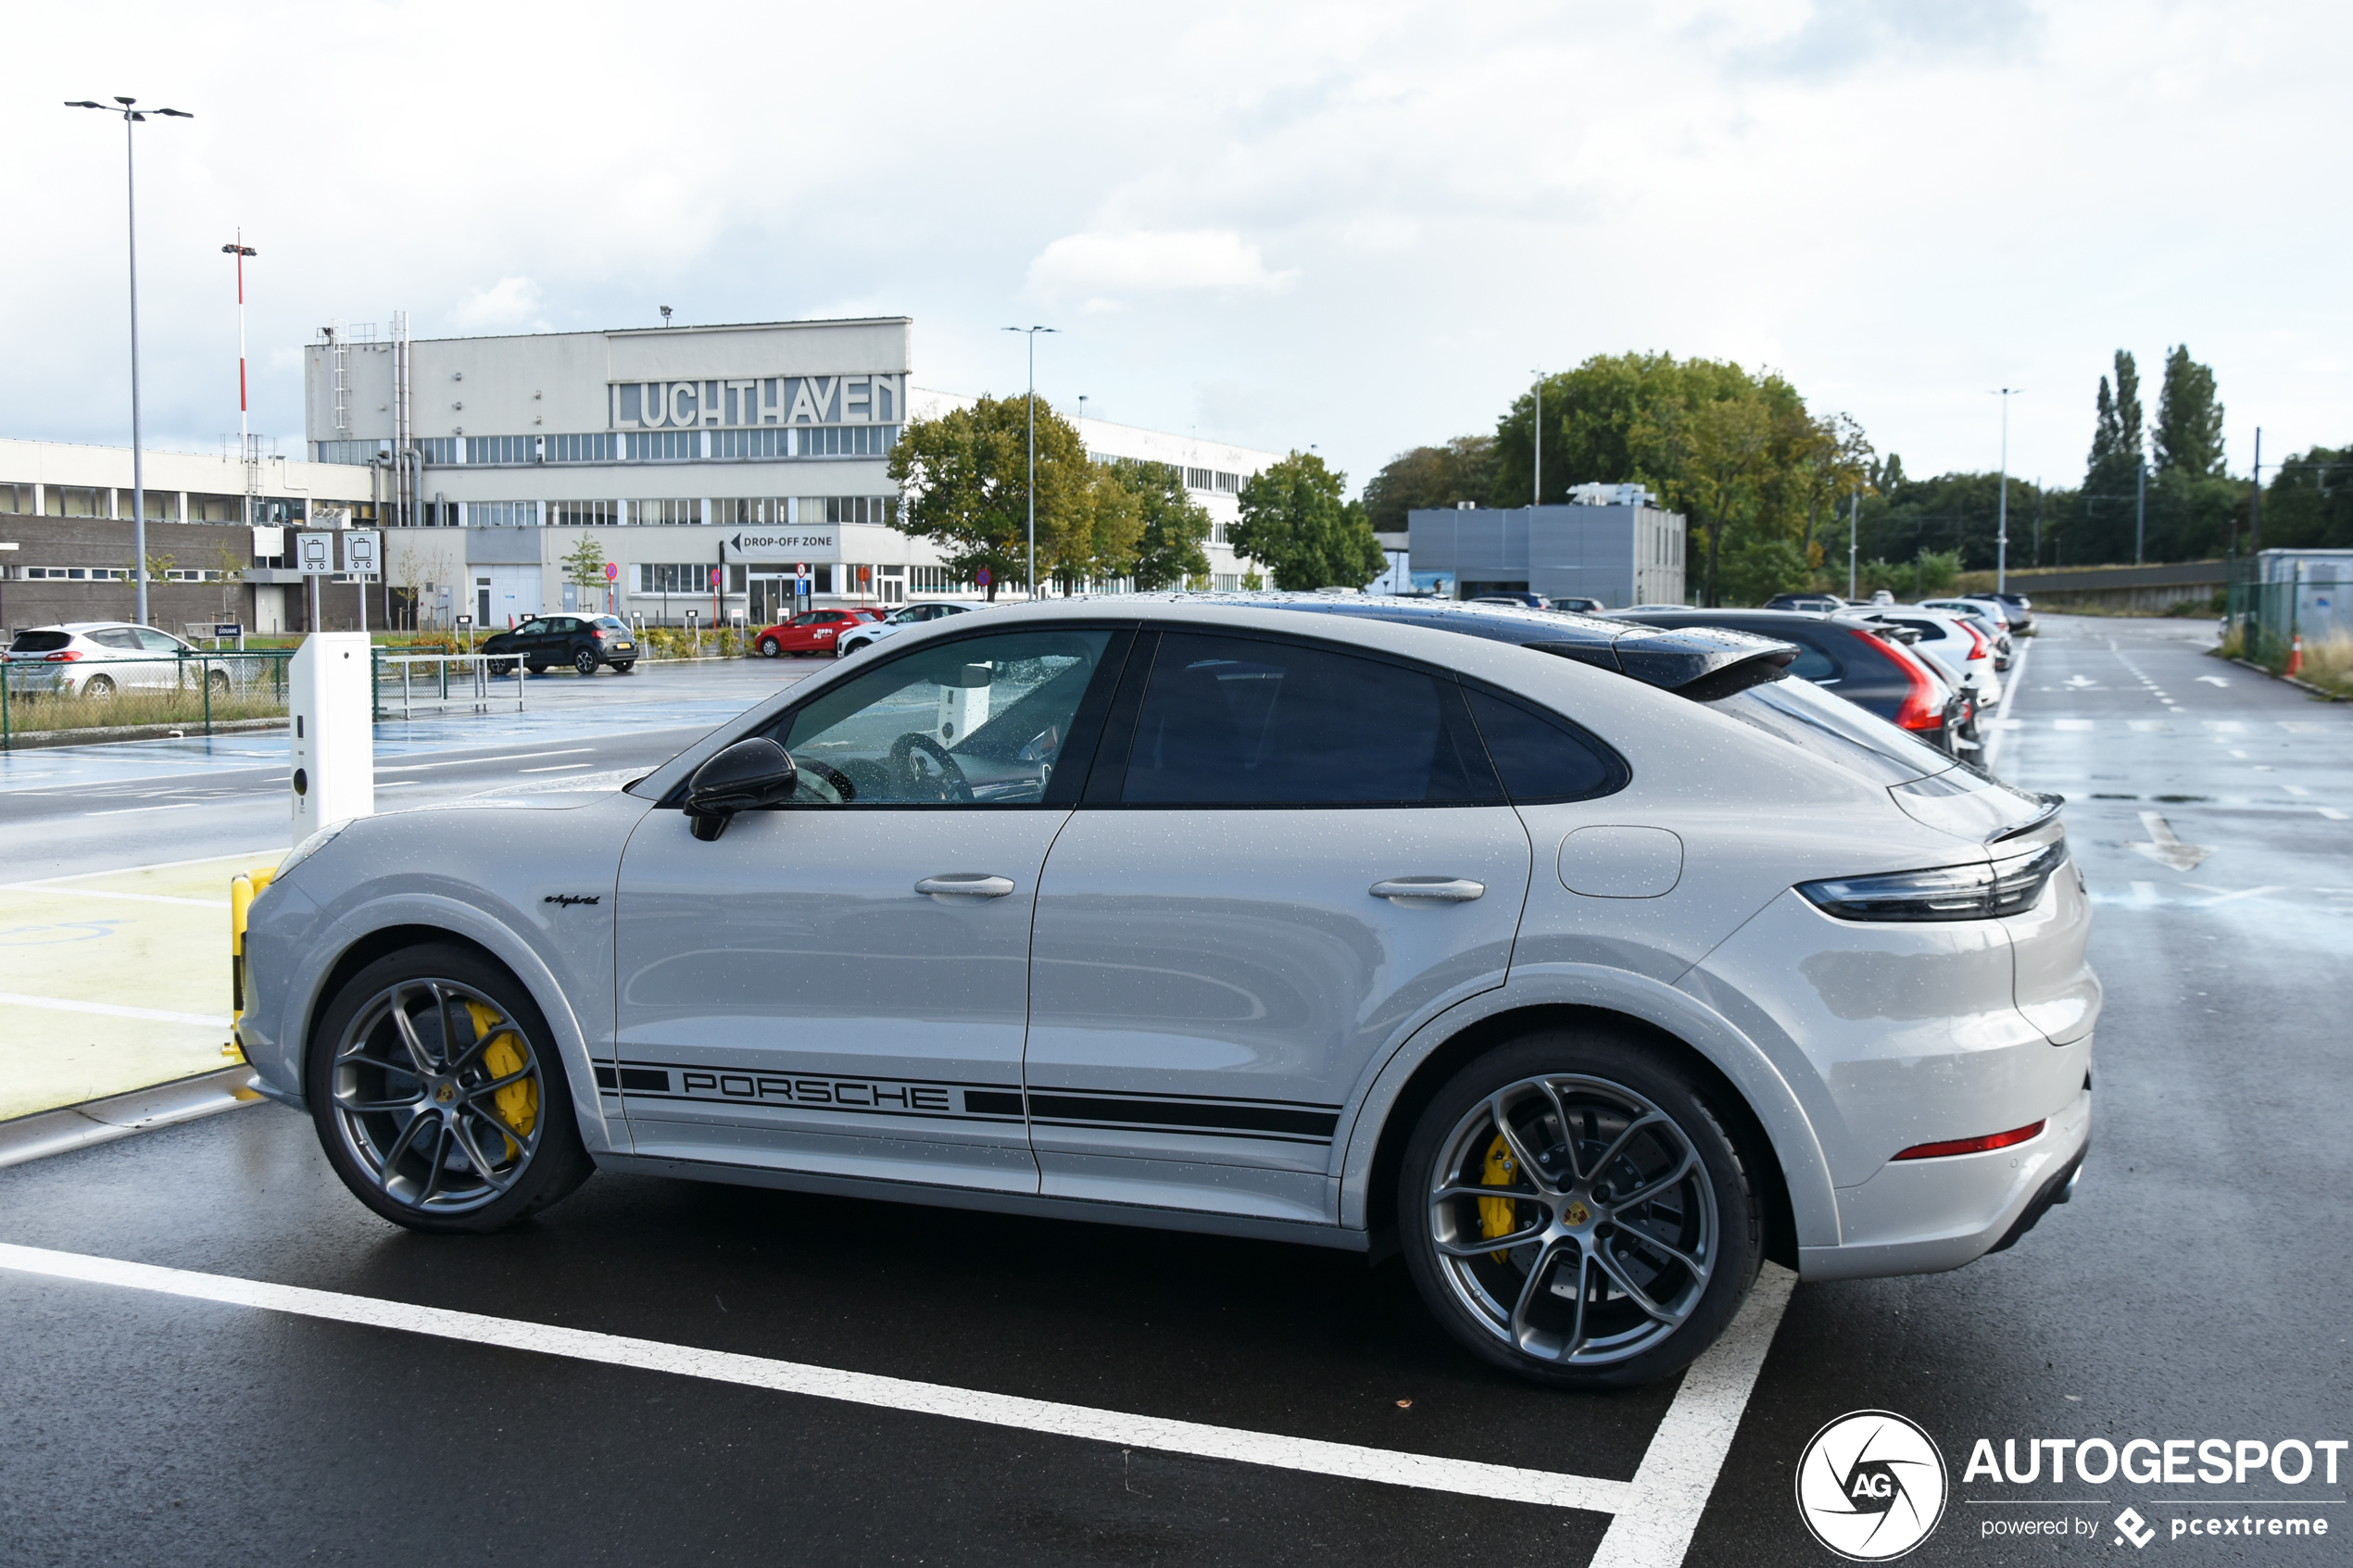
[610,374,906,430]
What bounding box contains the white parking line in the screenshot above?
[5,887,231,909]
[375,747,596,774]
[0,993,232,1028]
[0,1240,1792,1553]
[80,800,210,817]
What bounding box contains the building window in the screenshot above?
[1,482,32,515]
[188,493,245,523]
[799,424,897,458]
[625,431,702,462]
[1185,467,1213,491]
[712,497,790,525]
[313,439,390,465]
[1214,573,1241,592]
[467,500,541,528]
[631,498,701,526]
[1215,470,1239,492]
[547,433,618,463]
[635,562,723,595]
[908,565,974,594]
[415,438,458,464]
[547,500,620,528]
[252,497,308,524]
[1209,521,1228,545]
[46,485,105,518]
[797,495,900,525]
[711,429,790,460]
[466,435,540,465]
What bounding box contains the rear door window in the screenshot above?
[1118,633,1491,806]
[90,628,143,650]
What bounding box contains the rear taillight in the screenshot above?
[45,650,82,663]
[1960,621,1991,660]
[1852,628,1943,732]
[1894,1121,2045,1160]
[1798,836,2070,922]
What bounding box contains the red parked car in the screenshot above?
[752,608,887,658]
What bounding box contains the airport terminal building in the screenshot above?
[301,314,1281,629]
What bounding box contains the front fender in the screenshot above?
[1332,963,1841,1249]
[267,891,624,1157]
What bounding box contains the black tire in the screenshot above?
[306,943,593,1234]
[1398,1028,1760,1389]
[758,636,781,659]
[83,673,117,699]
[525,661,547,676]
[573,647,598,676]
[611,661,635,674]
[487,659,516,677]
[207,670,232,696]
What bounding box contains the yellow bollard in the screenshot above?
[227,867,278,1060]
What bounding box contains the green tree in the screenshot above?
[2259,446,2353,549]
[1057,465,1144,592]
[1231,451,1387,590]
[888,394,1092,599]
[1363,434,1499,532]
[2152,345,2226,479]
[561,533,610,608]
[2089,350,2144,469]
[1104,460,1212,590]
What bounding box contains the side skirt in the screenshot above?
[591,1150,1372,1253]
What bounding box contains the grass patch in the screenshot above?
[0,685,285,734]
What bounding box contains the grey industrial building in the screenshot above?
[1408,494,1686,608]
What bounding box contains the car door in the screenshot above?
[1024,629,1533,1224]
[130,627,191,689]
[610,623,1129,1192]
[85,626,147,689]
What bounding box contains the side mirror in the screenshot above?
[683,738,798,841]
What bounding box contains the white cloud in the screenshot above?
[453,276,546,331]
[1027,230,1298,302]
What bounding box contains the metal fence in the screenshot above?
[1,649,296,748]
[373,652,527,718]
[2226,565,2353,669]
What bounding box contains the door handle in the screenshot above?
[1369,877,1486,903]
[916,873,1016,900]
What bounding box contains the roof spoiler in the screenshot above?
[1529,624,1799,695]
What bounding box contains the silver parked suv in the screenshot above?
[238,596,2096,1388]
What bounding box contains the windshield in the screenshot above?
[1700,671,1954,786]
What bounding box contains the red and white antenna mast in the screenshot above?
[221,232,258,522]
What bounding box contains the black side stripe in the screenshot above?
[1026,1093,1338,1139]
[595,1066,672,1093]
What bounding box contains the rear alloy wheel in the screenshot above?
[308,945,591,1233]
[758,636,781,658]
[573,647,598,676]
[1401,1032,1758,1388]
[207,670,232,696]
[82,673,117,699]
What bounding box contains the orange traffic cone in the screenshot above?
[2286,633,2305,677]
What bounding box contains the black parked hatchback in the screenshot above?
[1609,608,1967,754]
[482,614,638,676]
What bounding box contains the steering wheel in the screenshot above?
[888,732,975,803]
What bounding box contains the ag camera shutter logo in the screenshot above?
[1795,1410,1948,1560]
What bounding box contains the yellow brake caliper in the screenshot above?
[462,1001,536,1160]
[1479,1132,1520,1261]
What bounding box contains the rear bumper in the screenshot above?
[1798,1079,2091,1281]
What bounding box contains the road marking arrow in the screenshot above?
[2065,674,2101,688]
[2196,675,2229,686]
[2125,810,2212,872]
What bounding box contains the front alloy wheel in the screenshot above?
[309,946,590,1232]
[1402,1035,1757,1387]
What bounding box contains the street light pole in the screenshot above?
[1993,387,2020,596]
[1531,370,1543,507]
[1002,326,1056,599]
[68,96,193,626]
[222,236,258,526]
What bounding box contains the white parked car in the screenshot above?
[1919,597,2017,667]
[1867,607,2005,707]
[836,600,977,657]
[238,595,2096,1388]
[4,621,231,699]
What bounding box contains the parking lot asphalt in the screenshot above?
[0,616,2345,1566]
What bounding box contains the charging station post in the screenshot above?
[289,633,375,845]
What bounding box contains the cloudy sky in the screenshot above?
[7,0,2345,493]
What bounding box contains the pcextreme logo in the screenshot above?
[1795,1411,1950,1561]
